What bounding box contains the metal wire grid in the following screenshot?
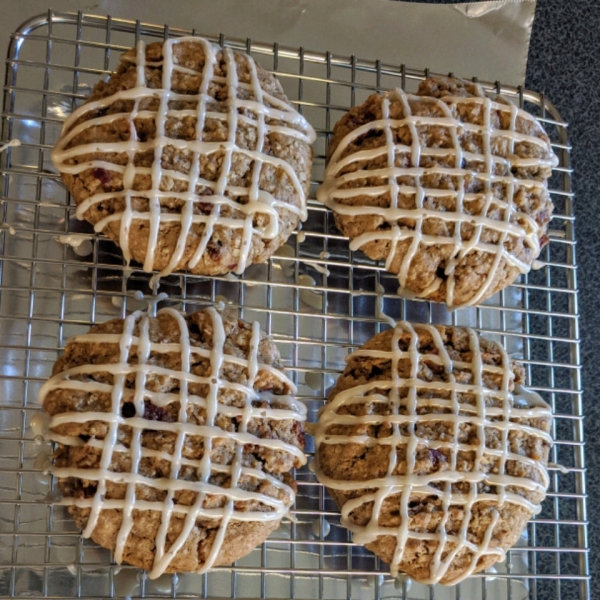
[0,10,587,600]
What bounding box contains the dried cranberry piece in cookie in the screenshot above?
[92,167,111,185]
[429,448,446,470]
[143,399,171,422]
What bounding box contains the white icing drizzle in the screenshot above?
[304,371,323,391]
[531,259,545,271]
[395,286,420,301]
[51,37,315,279]
[31,412,51,443]
[314,322,552,584]
[58,234,93,256]
[0,223,15,235]
[273,244,295,277]
[214,294,229,305]
[0,139,20,153]
[273,245,330,277]
[317,87,558,308]
[311,517,331,537]
[394,572,413,591]
[133,290,168,317]
[308,261,330,277]
[150,573,179,594]
[547,462,570,474]
[375,283,396,328]
[40,490,64,503]
[274,244,295,259]
[149,273,162,293]
[37,308,306,578]
[33,450,52,472]
[298,274,323,310]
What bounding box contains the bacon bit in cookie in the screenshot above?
[540,234,550,248]
[121,402,136,418]
[143,400,172,422]
[429,448,446,469]
[92,167,111,185]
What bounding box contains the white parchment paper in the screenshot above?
[0,0,536,87]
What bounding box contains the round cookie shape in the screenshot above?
[36,307,306,577]
[314,322,552,584]
[317,76,558,308]
[52,37,315,278]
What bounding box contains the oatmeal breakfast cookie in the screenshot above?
[314,322,552,584]
[52,36,315,278]
[317,75,558,307]
[36,307,306,577]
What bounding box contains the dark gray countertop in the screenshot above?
[527,1,600,593]
[419,0,600,594]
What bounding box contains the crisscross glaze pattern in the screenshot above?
[317,83,558,307]
[315,322,552,584]
[52,37,316,279]
[35,308,306,578]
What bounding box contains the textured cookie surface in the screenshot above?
[317,76,558,307]
[314,322,552,584]
[37,307,306,577]
[52,36,315,277]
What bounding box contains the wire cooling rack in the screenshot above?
[0,10,587,600]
